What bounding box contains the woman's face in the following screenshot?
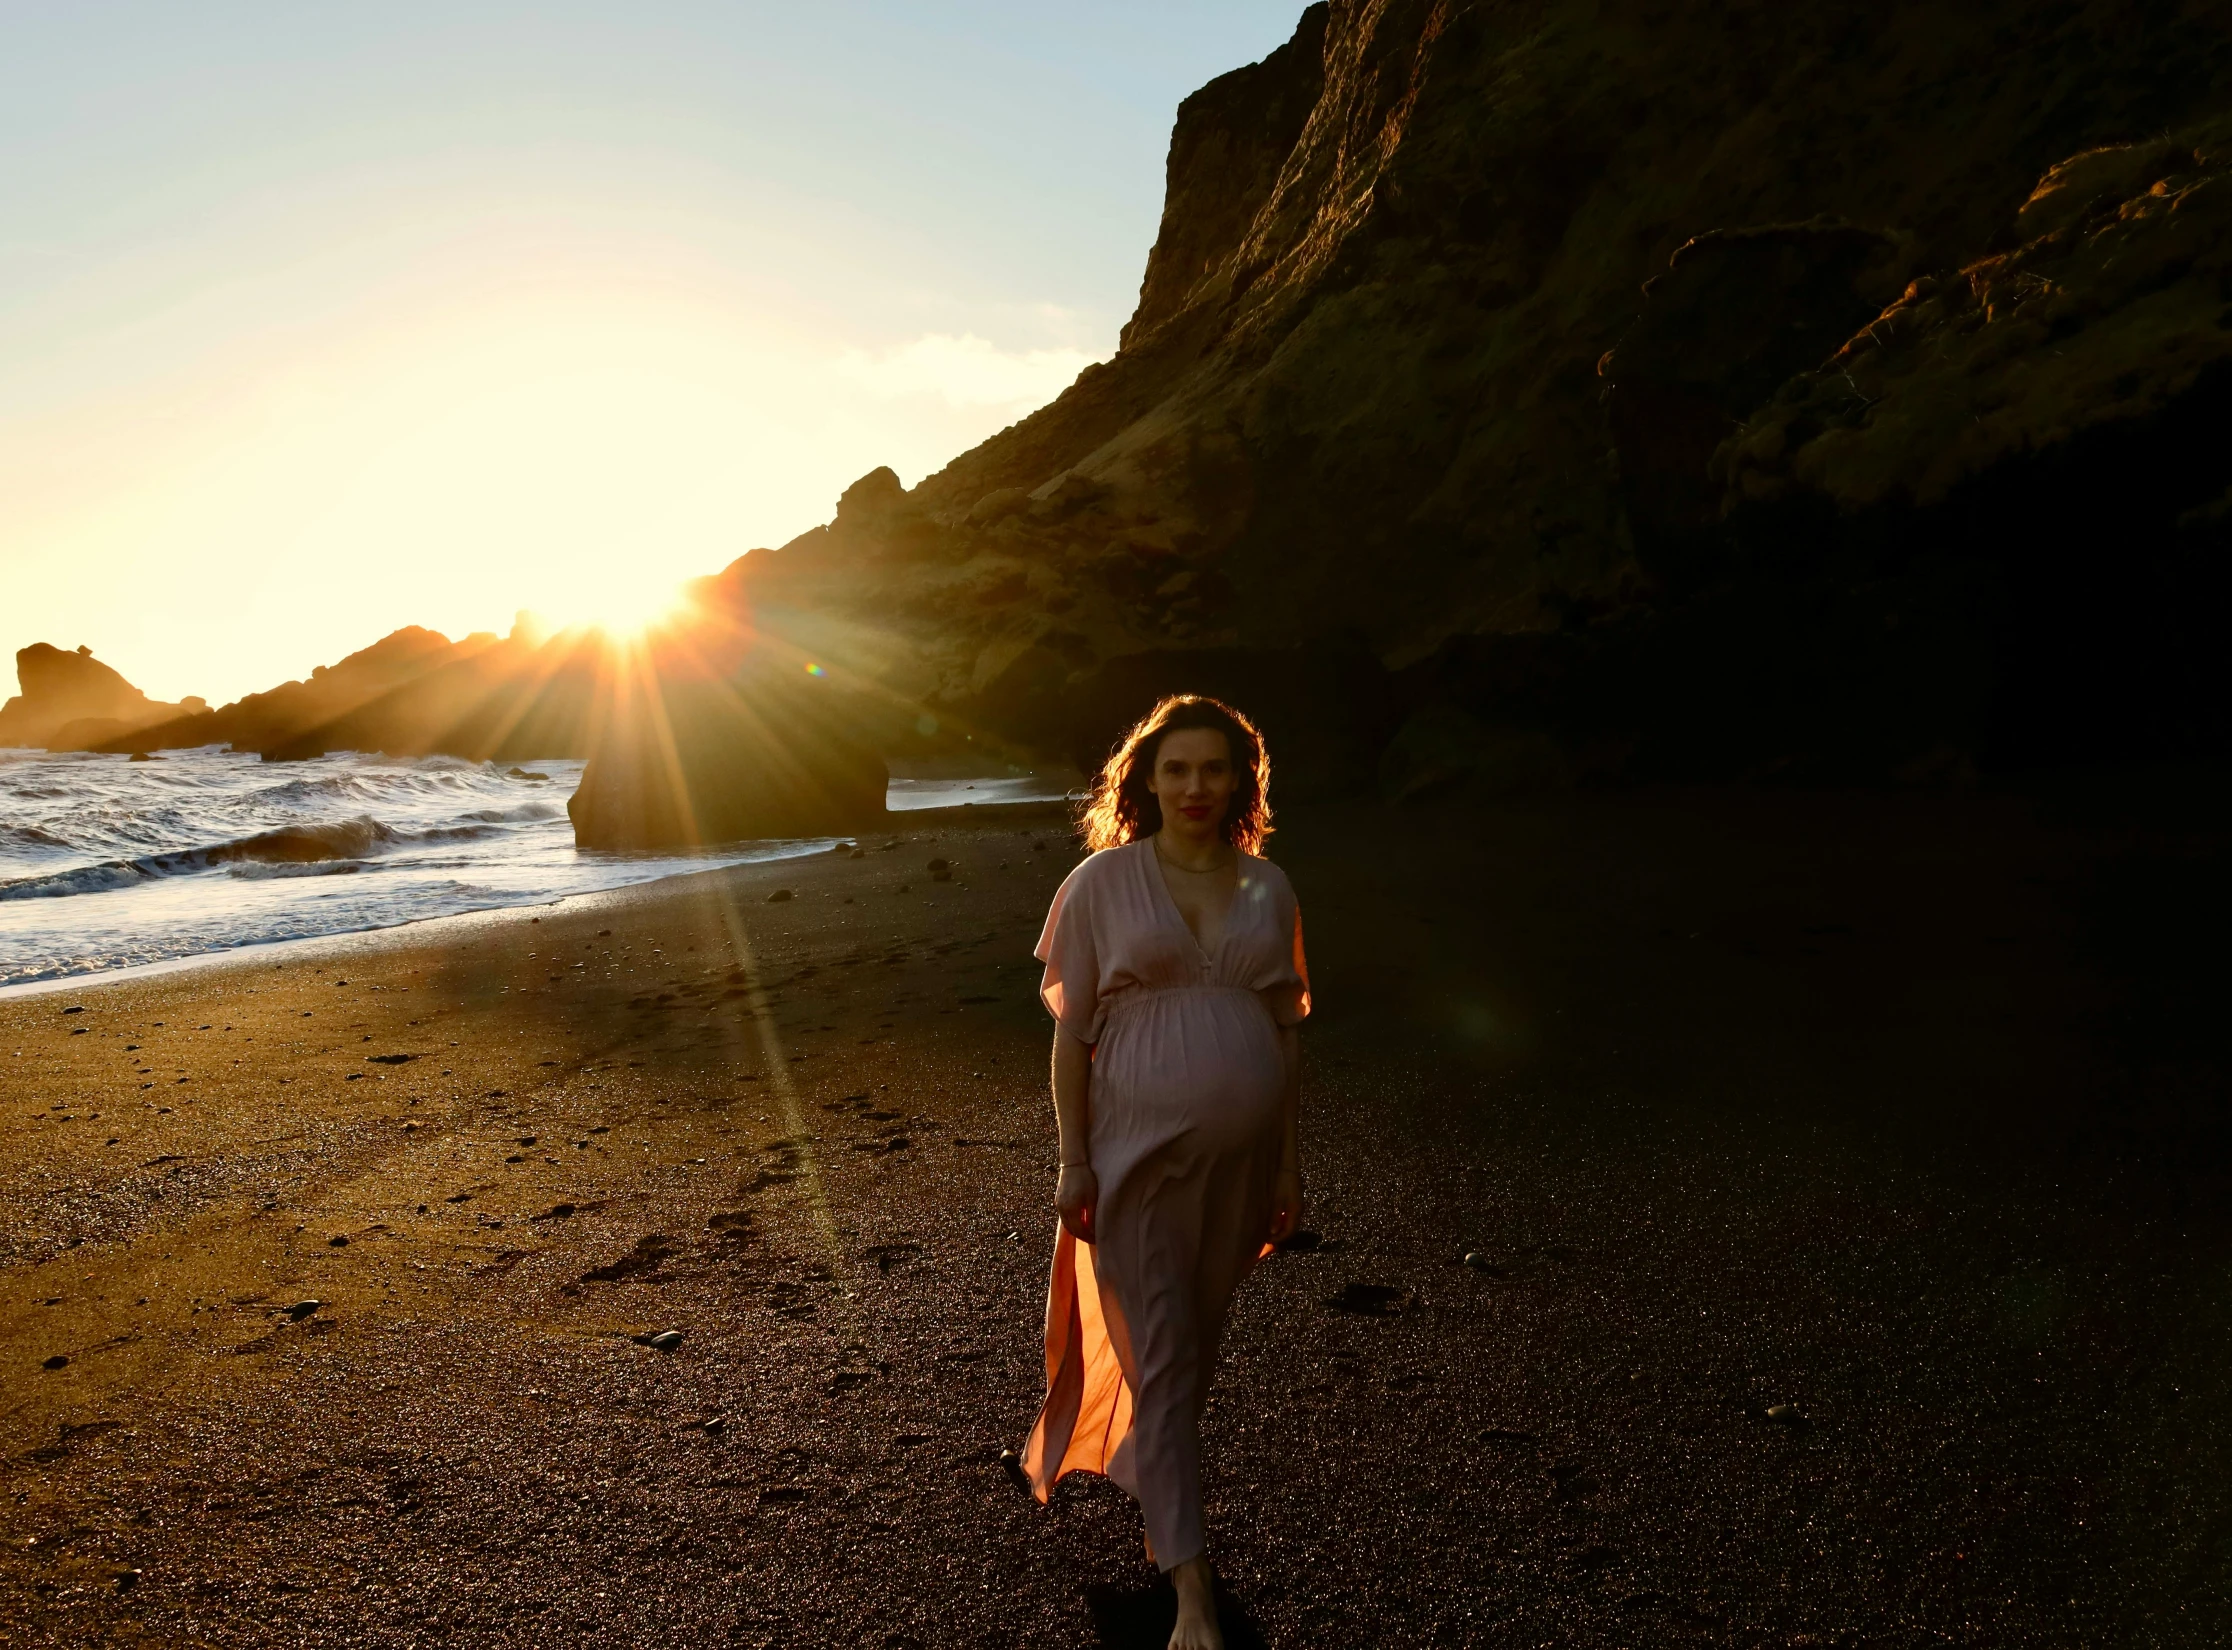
[1147,726,1237,843]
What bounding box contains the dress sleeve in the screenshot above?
[1035,859,1105,1044]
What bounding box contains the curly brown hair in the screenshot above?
[1077,694,1273,854]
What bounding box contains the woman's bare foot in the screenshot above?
[1169,1554,1223,1650]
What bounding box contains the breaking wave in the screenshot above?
[0,747,841,986]
[0,817,397,902]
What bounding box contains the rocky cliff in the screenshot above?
[706,0,2232,791]
[25,1,2232,833]
[0,644,205,751]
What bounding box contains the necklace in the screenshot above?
[1153,837,1233,875]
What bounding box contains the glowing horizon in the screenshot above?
[0,3,1302,708]
[1,254,1101,706]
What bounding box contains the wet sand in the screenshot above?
[2,783,2227,1647]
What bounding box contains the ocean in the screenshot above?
[0,746,1069,988]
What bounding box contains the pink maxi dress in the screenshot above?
[1021,837,1310,1570]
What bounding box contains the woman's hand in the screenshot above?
[1268,1162,1305,1246]
[1055,1161,1099,1245]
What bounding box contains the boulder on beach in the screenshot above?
[567,647,888,850]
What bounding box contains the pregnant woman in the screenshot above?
[1021,694,1308,1650]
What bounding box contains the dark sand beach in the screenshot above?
[3,785,2228,1647]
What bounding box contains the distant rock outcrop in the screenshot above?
[0,644,205,751]
[111,623,607,764]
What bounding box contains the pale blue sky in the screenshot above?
[0,2,1304,703]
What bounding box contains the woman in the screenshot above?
[1020,694,1308,1650]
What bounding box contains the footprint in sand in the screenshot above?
[1327,1282,1414,1317]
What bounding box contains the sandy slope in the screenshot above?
[1,789,2227,1647]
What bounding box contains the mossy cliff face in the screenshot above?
[726,0,2232,786]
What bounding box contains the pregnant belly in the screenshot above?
[1094,987,1284,1153]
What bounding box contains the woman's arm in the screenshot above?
[1051,1028,1098,1244]
[1269,1023,1304,1243]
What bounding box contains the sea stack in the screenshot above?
[0,644,205,751]
[566,645,888,850]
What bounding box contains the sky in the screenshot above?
[0,2,1305,706]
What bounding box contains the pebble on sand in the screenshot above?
[41,1355,68,1370]
[767,889,794,903]
[1765,1403,1806,1425]
[632,1328,685,1351]
[284,1300,322,1321]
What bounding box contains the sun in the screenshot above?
[522,576,688,643]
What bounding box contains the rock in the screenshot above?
[999,1447,1031,1493]
[327,1235,349,1247]
[568,646,888,850]
[41,1355,67,1370]
[700,1416,727,1435]
[633,1328,685,1351]
[1600,218,1914,579]
[0,644,202,751]
[1719,115,2232,766]
[766,889,794,903]
[1765,1403,1806,1426]
[835,466,908,530]
[284,1300,321,1321]
[965,486,1031,526]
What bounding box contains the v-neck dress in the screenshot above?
[1020,838,1309,1570]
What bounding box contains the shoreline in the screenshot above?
[0,796,1080,999]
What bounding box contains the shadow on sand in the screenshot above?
[1085,1580,1270,1649]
